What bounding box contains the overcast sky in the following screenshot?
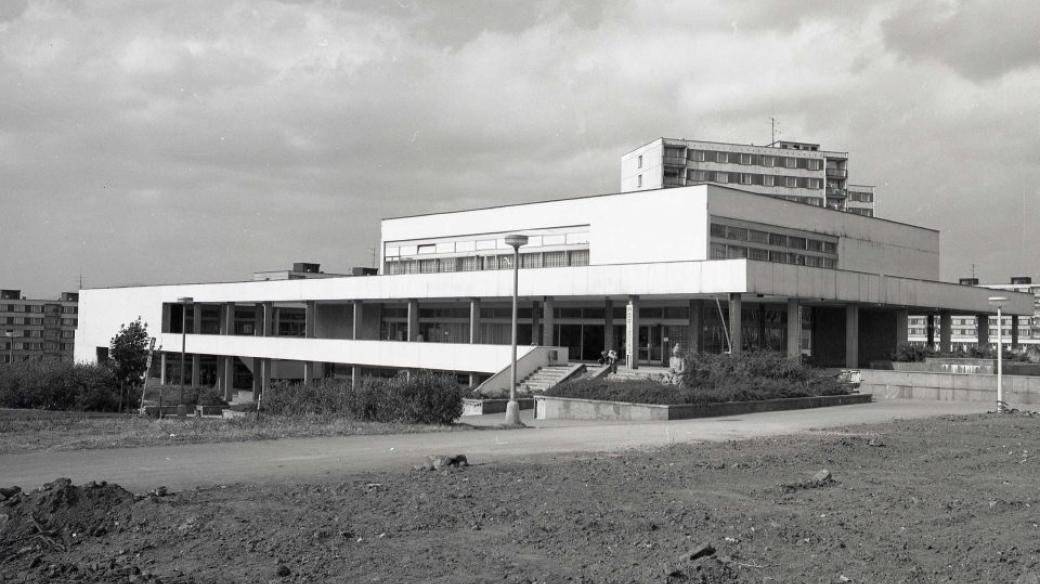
[1,0,1038,297]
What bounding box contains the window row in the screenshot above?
[710,243,837,268]
[848,191,874,203]
[384,250,590,275]
[710,223,837,254]
[848,208,874,217]
[686,170,824,190]
[675,148,833,171]
[386,231,589,258]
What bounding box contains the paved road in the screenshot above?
[0,399,989,492]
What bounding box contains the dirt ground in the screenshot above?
[2,412,1039,583]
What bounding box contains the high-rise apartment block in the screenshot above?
[1,289,79,364]
[621,138,876,216]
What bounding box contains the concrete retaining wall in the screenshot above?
[534,394,871,421]
[860,369,1040,404]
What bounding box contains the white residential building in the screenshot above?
[621,138,876,216]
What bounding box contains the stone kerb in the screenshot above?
[860,369,1040,404]
[533,394,872,421]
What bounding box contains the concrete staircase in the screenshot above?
[518,364,584,394]
[578,365,610,380]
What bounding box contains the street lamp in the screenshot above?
[988,296,1008,413]
[177,296,194,419]
[503,234,529,426]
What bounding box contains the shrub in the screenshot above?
[893,343,928,362]
[262,372,465,424]
[263,378,351,416]
[547,351,848,405]
[347,372,464,425]
[0,360,122,412]
[141,385,228,407]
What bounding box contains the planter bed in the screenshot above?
[462,397,535,417]
[534,393,871,421]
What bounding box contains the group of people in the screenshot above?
[597,348,619,373]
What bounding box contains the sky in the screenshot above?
[1,0,1038,298]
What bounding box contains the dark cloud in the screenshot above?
[0,0,1038,296]
[882,0,1040,81]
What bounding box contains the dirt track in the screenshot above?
[2,412,1040,583]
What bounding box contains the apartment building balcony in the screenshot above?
[826,168,847,179]
[663,156,687,167]
[826,187,847,198]
[662,176,685,187]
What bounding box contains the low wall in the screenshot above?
[860,369,1040,404]
[874,358,1040,376]
[534,394,871,421]
[461,398,534,416]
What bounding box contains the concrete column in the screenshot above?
[758,303,767,350]
[191,354,200,387]
[845,305,859,368]
[926,314,935,348]
[468,373,480,388]
[221,356,234,401]
[261,358,272,393]
[254,304,263,337]
[895,309,909,348]
[530,300,540,345]
[469,299,481,344]
[302,300,315,383]
[786,299,801,359]
[541,297,555,346]
[976,315,989,346]
[352,300,363,339]
[192,303,202,334]
[687,299,702,354]
[251,357,261,397]
[728,293,742,356]
[626,295,640,369]
[604,299,615,353]
[222,303,235,335]
[407,299,419,342]
[939,311,952,352]
[191,303,202,385]
[160,353,168,385]
[1012,315,1020,349]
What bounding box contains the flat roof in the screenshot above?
[623,137,848,157]
[381,184,937,233]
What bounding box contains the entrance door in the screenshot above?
[638,325,663,365]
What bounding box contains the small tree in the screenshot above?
[109,318,150,412]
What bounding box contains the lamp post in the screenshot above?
[177,296,194,419]
[503,234,528,426]
[988,296,1008,413]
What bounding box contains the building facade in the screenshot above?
[1,290,79,364]
[908,277,1040,349]
[620,138,876,215]
[74,185,1030,398]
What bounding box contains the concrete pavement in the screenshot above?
[0,399,990,492]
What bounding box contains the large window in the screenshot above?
[709,217,839,270]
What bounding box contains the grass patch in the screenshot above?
[0,410,471,456]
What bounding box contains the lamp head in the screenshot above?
[988,296,1008,308]
[504,234,529,249]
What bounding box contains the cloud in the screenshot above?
[882,0,1040,81]
[0,0,1038,296]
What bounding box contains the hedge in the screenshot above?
[263,371,465,425]
[547,352,849,405]
[0,360,124,412]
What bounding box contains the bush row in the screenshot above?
[547,352,848,405]
[0,361,125,412]
[140,385,228,406]
[262,371,465,425]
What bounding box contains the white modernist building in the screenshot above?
[75,185,1033,398]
